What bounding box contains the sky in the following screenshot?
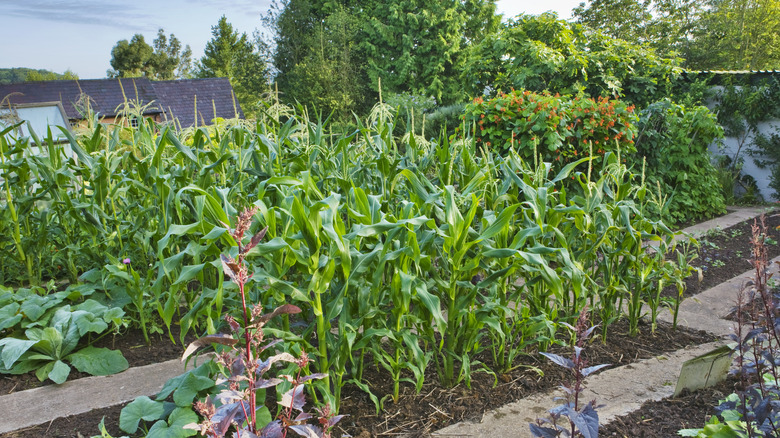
[0,0,582,80]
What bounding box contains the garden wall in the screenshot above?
[710,118,778,200]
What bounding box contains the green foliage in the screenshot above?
[0,68,78,84]
[634,99,726,224]
[573,0,706,59]
[196,16,269,116]
[462,13,684,109]
[462,90,637,168]
[267,0,499,113]
[108,29,192,80]
[269,3,368,123]
[687,0,780,70]
[0,304,128,383]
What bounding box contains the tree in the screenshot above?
[686,0,780,70]
[196,16,269,112]
[360,0,498,104]
[25,69,78,81]
[461,13,683,108]
[573,0,653,45]
[573,0,780,69]
[266,0,499,117]
[266,1,370,121]
[151,29,193,80]
[108,29,192,80]
[108,34,154,78]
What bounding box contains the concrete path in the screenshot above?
[679,206,773,238]
[0,357,202,434]
[433,342,723,438]
[0,206,773,436]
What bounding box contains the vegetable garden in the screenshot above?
[0,90,737,436]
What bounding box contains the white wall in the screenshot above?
[710,119,778,200]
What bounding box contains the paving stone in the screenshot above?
[0,358,201,434]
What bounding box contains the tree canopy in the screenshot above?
[573,0,780,70]
[108,29,192,80]
[0,68,78,84]
[196,16,270,114]
[462,13,683,108]
[264,0,498,121]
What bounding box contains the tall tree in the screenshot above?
[686,0,780,70]
[151,29,193,80]
[108,34,154,78]
[573,0,653,45]
[108,29,192,80]
[266,0,499,114]
[196,16,269,112]
[361,0,498,104]
[462,13,683,107]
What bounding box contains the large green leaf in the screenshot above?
[48,360,71,384]
[67,346,129,376]
[172,372,215,407]
[0,338,36,369]
[146,407,199,438]
[120,396,165,434]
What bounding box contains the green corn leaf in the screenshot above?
[173,264,205,286]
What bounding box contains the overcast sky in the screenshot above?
[0,0,582,79]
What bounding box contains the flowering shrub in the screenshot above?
[462,90,637,168]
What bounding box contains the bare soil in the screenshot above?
[601,377,738,437]
[0,319,715,438]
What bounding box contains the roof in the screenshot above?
[152,78,243,127]
[0,77,243,127]
[0,78,161,119]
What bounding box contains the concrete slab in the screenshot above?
[0,357,204,434]
[658,255,780,336]
[433,342,725,438]
[679,206,773,238]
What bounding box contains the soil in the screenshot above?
[0,319,715,438]
[1,210,777,437]
[601,377,738,437]
[666,211,780,298]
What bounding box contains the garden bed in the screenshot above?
[601,377,737,437]
[0,319,714,438]
[667,210,779,298]
[0,326,195,395]
[3,210,775,437]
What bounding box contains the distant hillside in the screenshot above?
[0,68,78,85]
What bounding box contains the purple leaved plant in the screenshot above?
[530,308,610,438]
[182,206,343,438]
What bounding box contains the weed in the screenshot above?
[529,308,609,438]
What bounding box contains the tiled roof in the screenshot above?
[152,78,243,127]
[0,77,243,127]
[0,78,161,119]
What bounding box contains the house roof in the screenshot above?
[0,78,161,119]
[0,77,243,127]
[152,78,243,127]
